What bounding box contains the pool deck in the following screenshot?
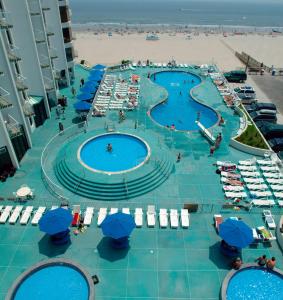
[0,65,282,300]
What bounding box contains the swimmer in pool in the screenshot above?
[107,143,112,152]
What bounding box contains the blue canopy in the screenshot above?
[92,64,106,70]
[84,81,98,89]
[39,208,72,235]
[77,93,93,101]
[101,212,135,239]
[74,101,91,111]
[80,85,97,94]
[219,218,253,248]
[90,69,104,75]
[88,74,102,82]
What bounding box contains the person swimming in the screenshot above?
[107,143,112,152]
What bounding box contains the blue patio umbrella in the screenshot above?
[39,208,72,235]
[74,101,91,111]
[101,212,135,240]
[92,64,106,70]
[85,81,98,89]
[219,218,253,248]
[80,85,97,94]
[77,93,93,101]
[88,74,102,82]
[90,69,104,76]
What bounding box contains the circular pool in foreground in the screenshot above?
[6,259,94,300]
[222,264,283,300]
[78,133,150,174]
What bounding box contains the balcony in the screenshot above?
[16,74,28,91]
[60,6,70,23]
[8,46,21,62]
[28,0,41,16]
[39,55,50,68]
[6,115,23,138]
[42,6,50,11]
[0,87,12,110]
[58,0,69,7]
[53,69,61,80]
[34,29,46,43]
[0,10,13,29]
[49,47,58,59]
[43,76,54,91]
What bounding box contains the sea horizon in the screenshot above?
[69,0,283,28]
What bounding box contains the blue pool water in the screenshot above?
[226,267,283,300]
[14,266,89,300]
[79,133,149,173]
[150,71,218,130]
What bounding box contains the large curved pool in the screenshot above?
[78,133,150,174]
[150,71,218,130]
[13,265,89,300]
[226,267,283,300]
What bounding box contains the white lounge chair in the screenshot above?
[250,200,275,207]
[170,209,179,228]
[237,165,257,172]
[134,208,143,227]
[250,191,272,198]
[262,210,276,229]
[240,171,260,177]
[243,177,264,184]
[223,186,244,192]
[9,206,23,224]
[257,160,276,166]
[216,161,236,168]
[97,208,107,226]
[147,205,156,227]
[109,208,118,215]
[266,178,283,185]
[221,172,241,179]
[252,228,262,242]
[180,209,190,228]
[83,207,94,226]
[246,184,268,191]
[260,166,279,172]
[122,208,130,214]
[274,192,283,199]
[225,192,247,198]
[0,206,13,224]
[257,226,276,241]
[31,207,46,225]
[50,205,58,210]
[239,159,256,166]
[159,209,168,228]
[20,206,33,225]
[278,200,283,207]
[270,185,283,192]
[262,172,282,179]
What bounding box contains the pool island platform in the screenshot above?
[0,64,282,300]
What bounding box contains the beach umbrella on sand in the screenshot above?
[219,218,253,248]
[101,212,135,248]
[74,101,91,111]
[39,208,72,235]
[92,64,106,70]
[77,93,94,102]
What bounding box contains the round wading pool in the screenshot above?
[78,133,150,174]
[6,259,93,300]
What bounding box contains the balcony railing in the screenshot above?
[39,54,50,68]
[8,46,21,62]
[46,26,55,36]
[0,87,12,110]
[0,10,13,29]
[43,76,54,91]
[34,29,46,43]
[6,115,23,138]
[28,0,41,16]
[49,47,58,59]
[58,0,69,7]
[53,69,61,80]
[16,74,28,91]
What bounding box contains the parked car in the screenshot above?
[234,86,256,101]
[224,70,247,83]
[258,122,283,140]
[268,138,283,153]
[249,111,277,123]
[245,102,277,113]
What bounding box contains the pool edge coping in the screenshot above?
[77,132,151,175]
[147,70,220,132]
[5,258,95,300]
[221,263,283,300]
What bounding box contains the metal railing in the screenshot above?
[0,86,11,109]
[34,29,46,43]
[49,47,58,59]
[0,10,13,29]
[27,0,41,16]
[43,76,54,91]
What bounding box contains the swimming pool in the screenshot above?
[225,266,283,300]
[8,260,93,300]
[150,71,218,130]
[78,133,150,174]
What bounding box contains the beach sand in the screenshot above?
[73,31,283,71]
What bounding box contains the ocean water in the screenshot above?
[69,0,283,28]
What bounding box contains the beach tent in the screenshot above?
[74,101,91,111]
[77,93,94,102]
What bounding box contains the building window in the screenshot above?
[6,30,13,46]
[62,28,72,43]
[15,62,20,74]
[65,47,74,62]
[59,6,70,23]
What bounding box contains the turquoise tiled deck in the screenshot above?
[0,65,282,299]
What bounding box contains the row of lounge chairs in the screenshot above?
[132,62,189,68]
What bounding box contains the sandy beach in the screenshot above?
[73,31,283,71]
